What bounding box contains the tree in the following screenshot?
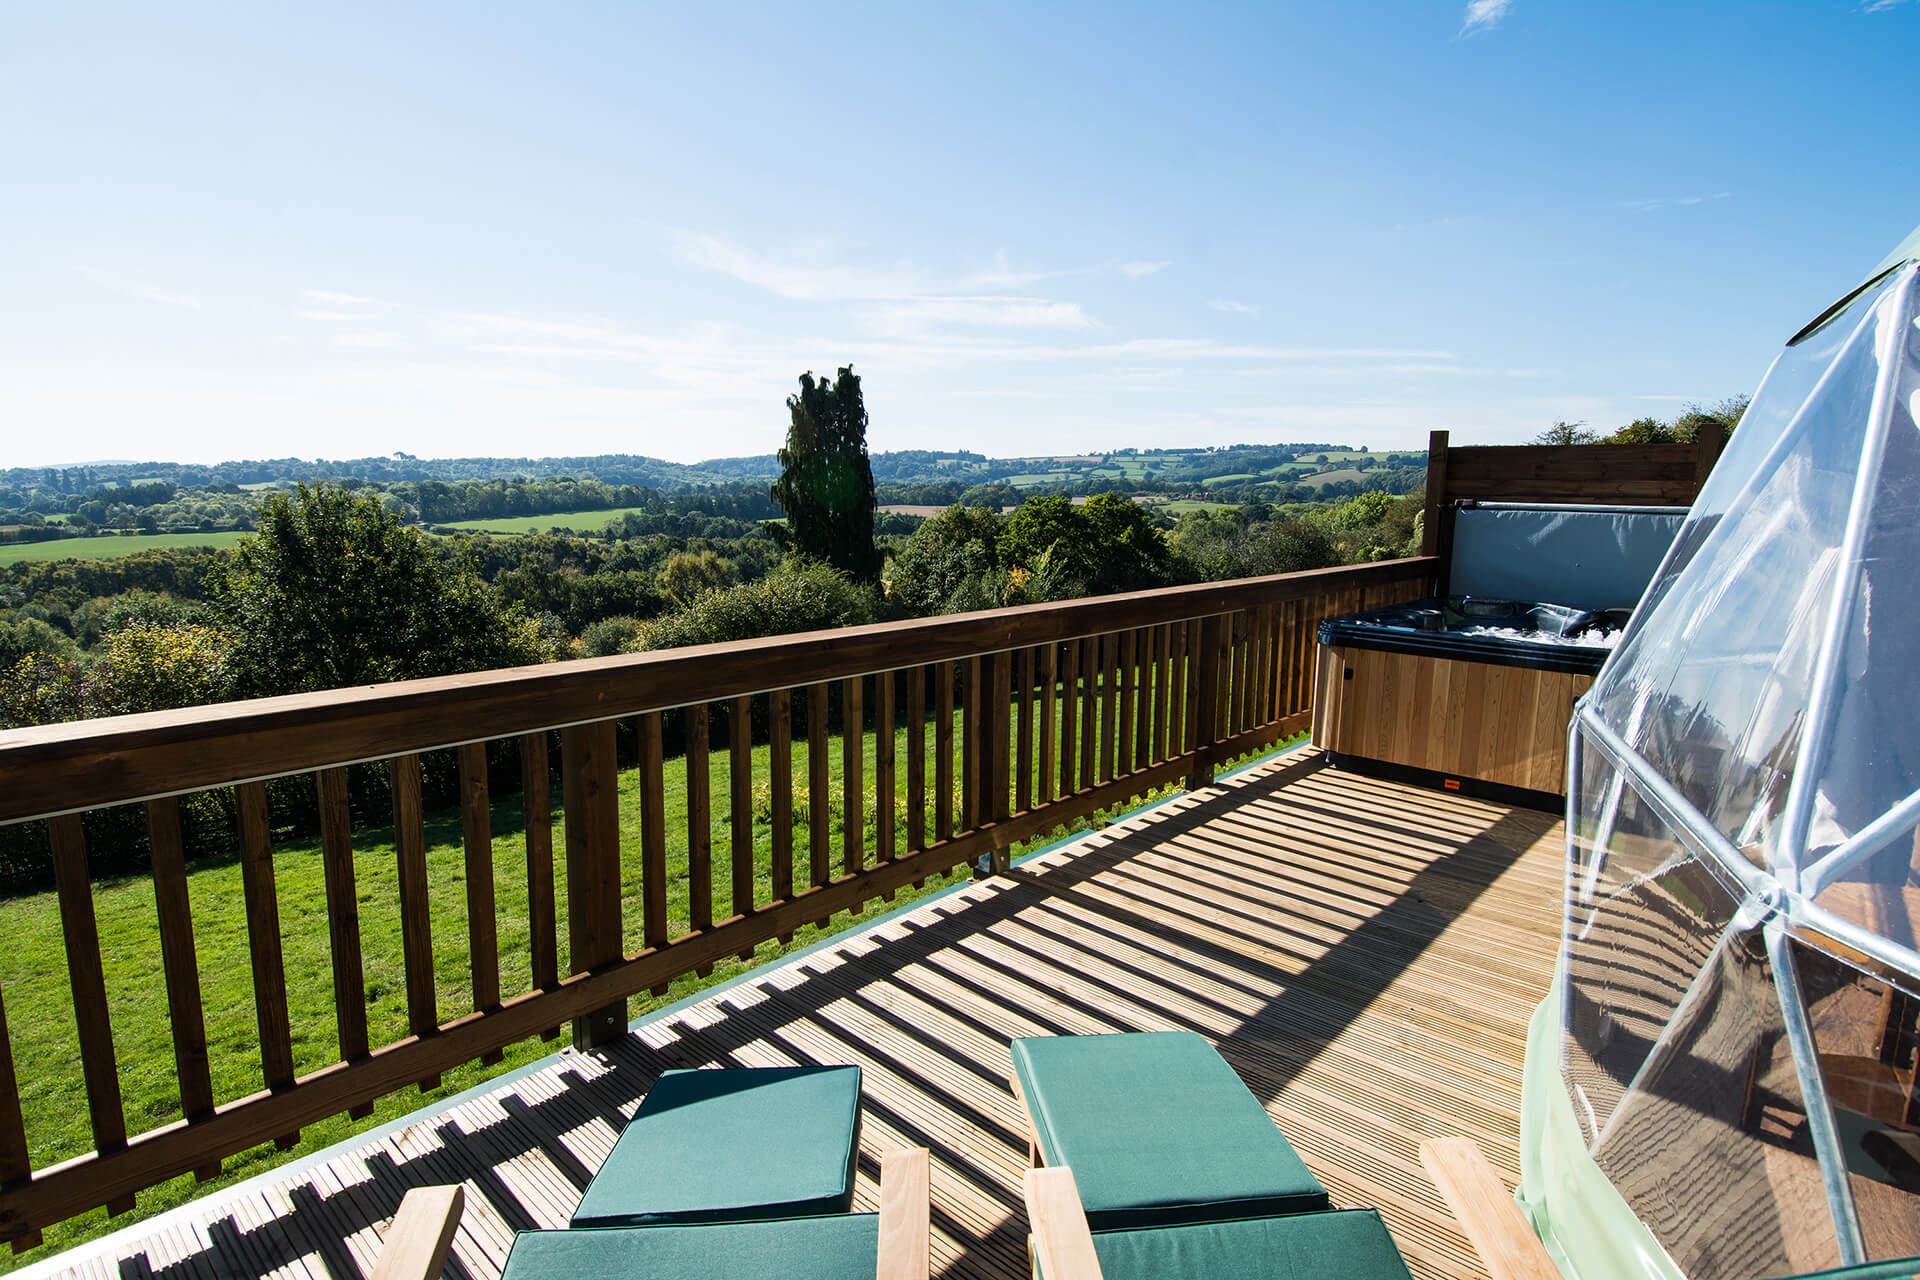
[1673,394,1749,442]
[209,483,550,696]
[655,549,736,605]
[889,505,1003,616]
[998,492,1172,597]
[1535,420,1597,445]
[770,366,881,582]
[1605,417,1676,444]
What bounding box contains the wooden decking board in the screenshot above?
[28,751,1564,1280]
[1096,841,1557,992]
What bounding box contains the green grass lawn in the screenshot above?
[0,532,252,566]
[434,506,657,535]
[0,697,1212,1269]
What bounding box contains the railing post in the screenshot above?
[562,720,626,1050]
[1692,419,1725,497]
[1421,428,1450,558]
[1185,614,1227,792]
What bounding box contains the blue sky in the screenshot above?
[4,1,1917,467]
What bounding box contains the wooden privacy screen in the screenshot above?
[1419,425,1725,559]
[0,557,1435,1249]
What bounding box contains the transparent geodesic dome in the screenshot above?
[1523,228,1920,1280]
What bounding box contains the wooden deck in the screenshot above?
[27,749,1565,1280]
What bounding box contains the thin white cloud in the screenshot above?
[671,230,925,301]
[1120,260,1171,278]
[305,289,387,307]
[1623,191,1732,212]
[295,308,379,322]
[1209,299,1259,314]
[73,266,200,309]
[1861,0,1912,11]
[331,331,410,349]
[1461,0,1513,35]
[866,296,1095,333]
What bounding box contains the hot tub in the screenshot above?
[1312,502,1685,808]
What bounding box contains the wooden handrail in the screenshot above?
[0,558,1435,1249]
[0,558,1431,825]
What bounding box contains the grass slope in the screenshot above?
[433,506,657,535]
[0,532,251,566]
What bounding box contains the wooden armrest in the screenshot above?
[877,1147,930,1280]
[1418,1138,1559,1280]
[369,1184,464,1280]
[1023,1166,1105,1280]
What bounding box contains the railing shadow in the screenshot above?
[104,754,1558,1280]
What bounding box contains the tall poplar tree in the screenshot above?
[769,366,881,582]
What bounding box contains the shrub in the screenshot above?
[633,559,878,652]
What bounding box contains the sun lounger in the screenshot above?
[1025,1165,1411,1280]
[503,1147,929,1280]
[570,1064,864,1228]
[1009,1031,1328,1231]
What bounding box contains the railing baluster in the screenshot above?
[875,672,895,866]
[145,796,218,1169]
[1121,629,1136,771]
[906,668,926,853]
[388,758,438,1089]
[315,770,374,1088]
[687,703,713,951]
[1118,629,1137,776]
[49,815,134,1212]
[991,650,1012,828]
[729,696,755,928]
[843,676,864,874]
[1058,639,1078,796]
[1017,645,1035,813]
[236,783,301,1136]
[1079,636,1098,787]
[936,662,955,843]
[566,720,628,1039]
[519,732,560,1040]
[636,713,667,964]
[808,683,831,893]
[1170,620,1190,754]
[1152,624,1172,764]
[1186,616,1221,788]
[0,977,36,1251]
[1128,628,1147,771]
[1100,632,1119,783]
[961,657,980,831]
[1290,598,1309,715]
[458,745,501,1065]
[770,689,794,930]
[1259,604,1279,725]
[1038,642,1058,805]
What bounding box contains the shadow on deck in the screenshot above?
[39,749,1564,1280]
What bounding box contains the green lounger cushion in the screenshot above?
[1082,1208,1413,1280]
[1011,1032,1328,1230]
[570,1065,862,1228]
[501,1214,880,1280]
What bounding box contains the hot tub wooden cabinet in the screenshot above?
[1312,642,1593,805]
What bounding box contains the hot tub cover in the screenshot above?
[1524,225,1920,1280]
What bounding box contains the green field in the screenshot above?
[0,531,252,566]
[0,697,1223,1269]
[435,506,655,535]
[1302,468,1367,487]
[1156,499,1240,515]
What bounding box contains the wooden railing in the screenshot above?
[0,558,1434,1248]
